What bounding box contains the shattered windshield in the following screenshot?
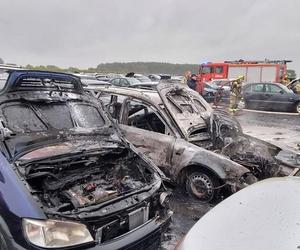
[2,102,106,133]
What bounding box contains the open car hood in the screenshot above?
[3,127,121,161]
[156,83,212,138]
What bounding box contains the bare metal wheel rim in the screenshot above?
[190,174,214,201]
[297,103,300,114]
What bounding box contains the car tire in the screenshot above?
[185,170,219,204]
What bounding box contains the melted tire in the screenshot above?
[185,170,219,204]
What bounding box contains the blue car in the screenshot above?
[0,70,171,249]
[243,82,300,113]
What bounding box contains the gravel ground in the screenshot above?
[161,109,300,249]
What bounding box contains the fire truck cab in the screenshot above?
[199,60,291,83]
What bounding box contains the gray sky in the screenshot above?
[0,0,300,72]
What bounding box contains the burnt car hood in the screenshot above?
[211,110,300,171]
[3,127,122,161]
[156,83,212,137]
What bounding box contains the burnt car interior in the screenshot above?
[106,94,171,135]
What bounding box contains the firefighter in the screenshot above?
[229,75,244,114]
[281,74,290,85]
[187,74,197,91]
[182,71,191,85]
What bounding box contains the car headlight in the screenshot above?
[23,218,93,248]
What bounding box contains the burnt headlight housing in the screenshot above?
[23,218,93,248]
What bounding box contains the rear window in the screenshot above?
[3,105,46,132]
[73,104,105,128]
[38,104,73,130]
[2,102,106,133]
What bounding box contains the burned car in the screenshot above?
[85,83,300,197]
[0,70,172,250]
[85,84,257,204]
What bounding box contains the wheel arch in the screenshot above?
[176,164,225,186]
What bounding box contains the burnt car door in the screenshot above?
[118,98,176,175]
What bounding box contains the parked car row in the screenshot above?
[204,79,300,113]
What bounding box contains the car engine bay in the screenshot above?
[17,147,155,214]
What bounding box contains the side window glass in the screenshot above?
[215,66,223,74]
[253,84,264,92]
[244,85,252,92]
[267,84,283,93]
[201,66,213,74]
[120,79,129,86]
[111,79,120,86]
[127,100,167,134]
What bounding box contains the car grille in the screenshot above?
[85,200,159,244]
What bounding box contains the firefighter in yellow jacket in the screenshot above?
[281,75,290,86]
[229,75,244,114]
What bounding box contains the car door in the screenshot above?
[244,83,266,110]
[119,124,176,177]
[118,97,177,176]
[264,83,293,111]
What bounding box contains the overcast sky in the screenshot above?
[0,0,300,72]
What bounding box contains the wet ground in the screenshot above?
[161,109,300,250]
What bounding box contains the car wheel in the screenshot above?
[295,102,300,114]
[185,170,219,203]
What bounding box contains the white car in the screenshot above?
[208,78,234,91]
[177,176,300,250]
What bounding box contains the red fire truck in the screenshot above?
[198,59,291,83]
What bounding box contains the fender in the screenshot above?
[170,138,250,181]
[0,153,46,219]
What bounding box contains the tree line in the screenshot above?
[0,58,296,78]
[23,62,199,75]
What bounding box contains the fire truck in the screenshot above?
[198,59,292,83]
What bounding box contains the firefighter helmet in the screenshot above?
[237,75,245,81]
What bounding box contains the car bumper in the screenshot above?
[87,211,172,250]
[10,211,173,250]
[228,174,258,193]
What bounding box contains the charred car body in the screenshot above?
[85,83,300,199]
[0,70,172,250]
[85,84,258,204]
